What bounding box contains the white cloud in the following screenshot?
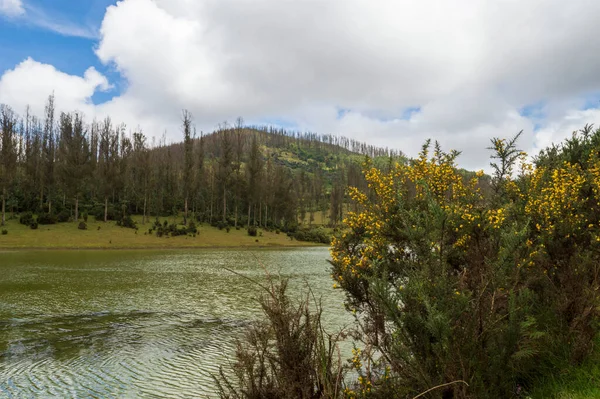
[3,0,600,169]
[0,58,110,119]
[0,0,24,17]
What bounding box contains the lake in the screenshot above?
[0,247,350,398]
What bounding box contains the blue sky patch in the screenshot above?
[0,0,122,103]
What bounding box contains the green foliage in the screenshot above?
[247,225,258,237]
[116,214,136,229]
[29,221,38,230]
[292,226,331,244]
[19,212,34,226]
[77,221,87,230]
[186,221,197,235]
[37,213,57,225]
[215,276,344,399]
[329,132,600,398]
[91,205,116,221]
[57,210,70,223]
[1,229,6,235]
[82,212,88,223]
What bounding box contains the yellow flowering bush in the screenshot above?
[331,132,600,398]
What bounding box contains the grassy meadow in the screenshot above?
[0,215,322,250]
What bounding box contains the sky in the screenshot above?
[2,0,600,170]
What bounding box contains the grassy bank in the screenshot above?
[0,216,324,250]
[528,347,600,399]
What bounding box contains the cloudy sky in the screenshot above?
[1,0,600,170]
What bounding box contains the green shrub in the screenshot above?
[215,277,344,398]
[37,213,57,225]
[1,229,7,235]
[116,214,136,229]
[19,212,34,226]
[247,225,258,237]
[91,205,116,221]
[292,227,330,244]
[78,221,87,230]
[57,210,70,223]
[186,221,197,235]
[82,212,88,223]
[330,133,600,398]
[30,221,38,230]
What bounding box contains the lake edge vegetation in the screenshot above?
[220,126,600,398]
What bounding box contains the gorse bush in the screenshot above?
[329,130,600,398]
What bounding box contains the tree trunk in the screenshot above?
[265,205,268,228]
[223,187,227,223]
[235,203,238,228]
[259,201,262,227]
[48,200,52,215]
[104,196,108,222]
[247,203,251,228]
[1,189,5,227]
[184,197,188,222]
[75,196,79,222]
[40,187,44,211]
[143,194,147,225]
[253,204,256,226]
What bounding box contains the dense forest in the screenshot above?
[0,95,404,232]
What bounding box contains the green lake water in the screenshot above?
[0,247,350,398]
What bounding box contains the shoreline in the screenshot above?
[0,243,326,252]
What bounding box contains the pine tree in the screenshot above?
[182,110,193,223]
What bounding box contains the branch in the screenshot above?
[412,380,469,399]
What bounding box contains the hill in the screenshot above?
[0,100,406,241]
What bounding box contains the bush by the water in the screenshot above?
[116,214,136,229]
[19,212,34,226]
[221,128,600,399]
[328,131,600,398]
[291,226,330,244]
[247,225,257,237]
[78,221,87,230]
[151,220,197,237]
[91,205,116,221]
[57,210,70,223]
[37,213,57,225]
[215,277,344,398]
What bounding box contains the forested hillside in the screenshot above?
[0,95,405,231]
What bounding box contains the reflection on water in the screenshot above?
[0,248,350,398]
